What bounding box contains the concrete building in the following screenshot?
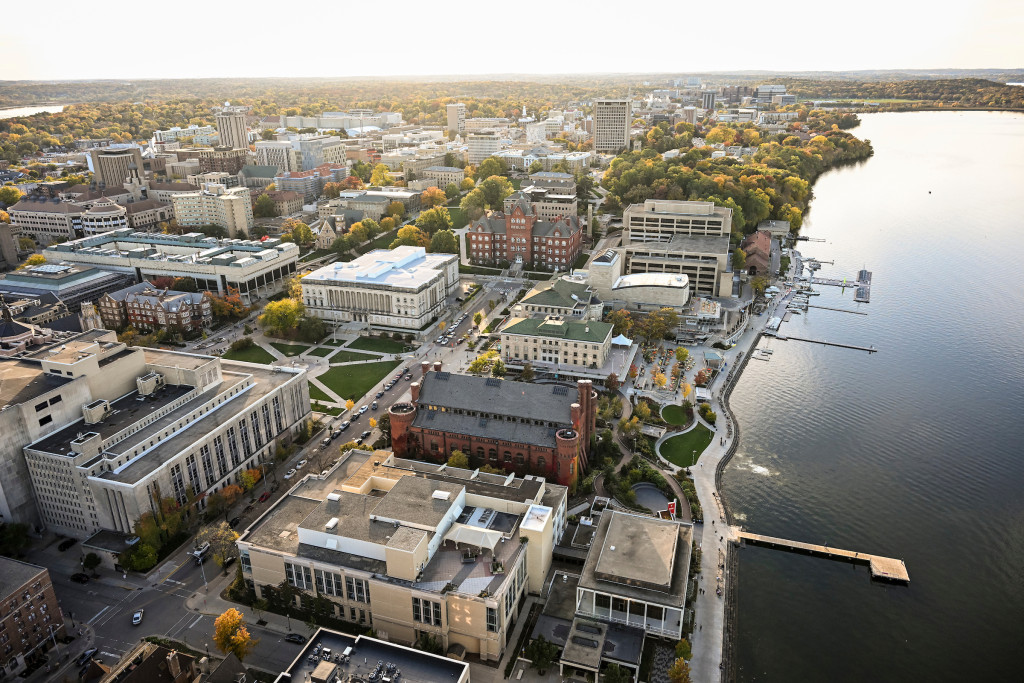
[422,166,465,188]
[89,148,145,188]
[0,264,134,313]
[43,229,299,303]
[80,198,129,235]
[446,103,466,134]
[756,219,791,239]
[467,196,583,271]
[301,246,458,330]
[215,108,249,150]
[6,199,83,242]
[585,253,691,312]
[0,558,65,678]
[515,278,603,321]
[124,199,173,232]
[575,511,692,640]
[165,158,200,180]
[503,181,577,222]
[678,106,698,125]
[96,281,212,333]
[185,171,240,189]
[259,190,304,216]
[171,183,254,237]
[19,331,310,537]
[390,368,595,488]
[254,140,300,173]
[153,125,216,144]
[500,315,614,372]
[274,164,349,202]
[701,91,717,111]
[467,133,501,165]
[237,450,567,663]
[592,99,631,153]
[464,118,511,133]
[198,147,250,175]
[294,136,347,171]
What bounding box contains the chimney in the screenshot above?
[166,651,182,679]
[410,382,421,402]
[433,361,442,373]
[421,361,430,377]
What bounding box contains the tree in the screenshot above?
[254,193,278,218]
[213,608,256,661]
[606,373,620,391]
[386,201,406,219]
[528,160,543,174]
[390,225,429,249]
[605,309,633,337]
[524,636,558,674]
[260,299,305,335]
[379,216,396,232]
[416,206,454,235]
[473,312,483,327]
[477,175,515,207]
[288,221,314,246]
[207,288,249,321]
[447,450,469,469]
[17,236,34,251]
[172,276,199,293]
[751,276,769,296]
[345,399,355,412]
[322,182,343,199]
[732,247,747,271]
[675,347,689,364]
[238,469,261,492]
[368,417,377,429]
[653,370,668,388]
[298,316,327,343]
[83,552,102,576]
[370,164,394,187]
[0,186,24,206]
[444,183,459,199]
[474,157,508,181]
[520,363,535,381]
[633,400,651,422]
[120,543,158,572]
[491,359,506,377]
[604,663,632,683]
[196,522,240,572]
[667,657,692,683]
[421,186,447,208]
[459,177,475,192]
[428,229,458,254]
[17,254,46,269]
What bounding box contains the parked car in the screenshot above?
[296,459,307,469]
[361,430,372,441]
[259,491,272,502]
[229,517,241,528]
[132,609,144,626]
[77,648,98,666]
[284,469,296,479]
[376,391,384,399]
[371,401,378,410]
[285,633,307,644]
[332,429,342,439]
[70,573,90,584]
[358,405,368,415]
[57,538,77,552]
[340,421,350,431]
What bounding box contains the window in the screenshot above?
[412,597,441,626]
[487,606,498,632]
[38,415,52,427]
[285,562,312,590]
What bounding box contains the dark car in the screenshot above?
[361,430,372,441]
[285,633,307,644]
[229,517,241,528]
[376,391,384,398]
[76,648,98,666]
[258,492,271,503]
[70,573,90,584]
[57,538,77,552]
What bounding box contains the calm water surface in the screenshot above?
[0,105,65,119]
[723,111,1024,682]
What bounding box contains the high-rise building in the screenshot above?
[446,103,466,134]
[0,558,66,677]
[702,91,717,111]
[89,148,144,188]
[467,132,501,165]
[197,147,250,175]
[170,183,254,237]
[592,98,631,153]
[254,140,300,173]
[215,107,249,149]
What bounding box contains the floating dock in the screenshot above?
[737,531,909,583]
[806,304,868,315]
[764,330,877,353]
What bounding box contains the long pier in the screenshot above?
[764,330,877,353]
[807,304,867,315]
[737,532,909,583]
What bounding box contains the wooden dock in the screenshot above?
[806,304,867,315]
[764,331,877,353]
[737,532,909,583]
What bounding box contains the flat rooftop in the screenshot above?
[0,360,71,409]
[280,629,468,683]
[0,557,46,598]
[578,511,692,608]
[624,233,731,255]
[303,246,454,290]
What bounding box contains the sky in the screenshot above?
[1,0,1022,81]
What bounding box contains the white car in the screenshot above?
[358,405,368,415]
[132,609,144,626]
[296,459,307,469]
[284,469,296,479]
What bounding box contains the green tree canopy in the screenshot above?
[389,225,429,249]
[370,164,394,186]
[429,229,459,254]
[416,206,454,235]
[474,156,508,181]
[260,299,305,335]
[253,194,277,218]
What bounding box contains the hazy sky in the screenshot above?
[2,0,1021,81]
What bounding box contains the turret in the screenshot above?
[388,402,417,456]
[555,428,581,488]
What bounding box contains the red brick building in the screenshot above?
[97,282,212,332]
[739,229,773,276]
[0,558,65,678]
[388,362,596,488]
[467,196,583,271]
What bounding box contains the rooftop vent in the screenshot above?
[326,493,341,502]
[325,517,339,531]
[431,490,451,501]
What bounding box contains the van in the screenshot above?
[342,646,353,658]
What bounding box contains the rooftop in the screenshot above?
[612,272,689,290]
[0,360,70,409]
[623,233,731,256]
[302,246,455,291]
[502,316,613,344]
[521,278,598,310]
[0,556,46,599]
[416,371,578,424]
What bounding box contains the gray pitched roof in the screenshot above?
[416,372,577,425]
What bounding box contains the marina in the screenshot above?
[736,532,910,583]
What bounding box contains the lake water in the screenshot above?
[722,111,1024,682]
[0,105,66,119]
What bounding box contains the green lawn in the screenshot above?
[348,337,407,354]
[308,383,334,402]
[329,350,379,364]
[311,402,343,416]
[356,229,399,255]
[659,425,714,468]
[662,404,692,427]
[300,248,333,263]
[448,207,468,230]
[511,178,522,190]
[459,263,502,275]
[307,347,335,357]
[323,339,345,346]
[317,360,401,401]
[571,252,590,270]
[269,342,310,357]
[222,345,276,364]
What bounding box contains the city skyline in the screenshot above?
[2,0,1021,82]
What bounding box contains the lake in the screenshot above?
[0,105,66,119]
[723,111,1024,682]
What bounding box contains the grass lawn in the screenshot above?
[356,229,399,255]
[511,178,522,190]
[269,342,310,357]
[222,345,276,364]
[307,347,334,357]
[323,339,345,346]
[317,360,401,401]
[311,402,343,416]
[571,252,590,270]
[308,384,334,402]
[448,206,468,230]
[300,248,333,263]
[348,337,407,354]
[329,350,378,364]
[659,425,714,468]
[459,263,502,275]
[662,404,692,427]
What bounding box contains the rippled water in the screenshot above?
[723,111,1024,683]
